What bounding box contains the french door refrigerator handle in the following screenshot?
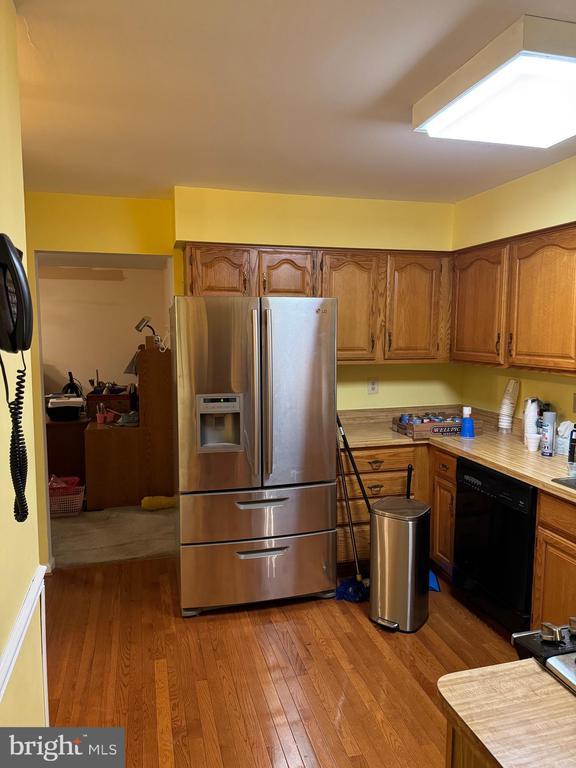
[264,308,273,478]
[251,308,261,478]
[235,546,288,560]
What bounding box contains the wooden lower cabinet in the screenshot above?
[532,493,576,627]
[432,475,455,576]
[430,449,456,577]
[336,443,427,565]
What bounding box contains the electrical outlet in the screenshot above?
[367,379,379,395]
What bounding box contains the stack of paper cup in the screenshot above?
[526,434,541,452]
[498,378,519,433]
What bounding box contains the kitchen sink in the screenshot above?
[551,477,576,490]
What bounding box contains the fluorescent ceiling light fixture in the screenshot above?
[413,15,576,148]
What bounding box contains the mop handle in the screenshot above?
[337,414,372,514]
[336,439,362,579]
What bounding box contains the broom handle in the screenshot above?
[336,439,362,579]
[337,414,371,514]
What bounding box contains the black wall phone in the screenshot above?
[0,233,33,522]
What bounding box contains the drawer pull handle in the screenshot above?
[235,498,288,510]
[439,463,449,471]
[236,546,289,560]
[368,484,383,494]
[368,459,383,470]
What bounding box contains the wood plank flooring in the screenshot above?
[45,557,516,768]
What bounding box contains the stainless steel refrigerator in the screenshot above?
[171,296,337,615]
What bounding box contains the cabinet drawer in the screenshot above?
[180,483,336,544]
[432,450,457,483]
[538,493,576,541]
[341,446,416,475]
[337,524,370,562]
[180,531,336,612]
[337,499,371,526]
[338,470,411,500]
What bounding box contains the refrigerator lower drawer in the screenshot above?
[180,530,336,613]
[180,483,336,544]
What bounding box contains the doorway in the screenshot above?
[37,251,178,568]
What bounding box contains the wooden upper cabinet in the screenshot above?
[508,227,576,370]
[385,253,442,359]
[452,244,509,364]
[257,248,314,296]
[188,244,256,296]
[321,250,380,361]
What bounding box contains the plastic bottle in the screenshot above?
[461,406,475,439]
[567,424,576,476]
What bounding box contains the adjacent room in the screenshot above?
[1,1,576,766]
[38,251,176,567]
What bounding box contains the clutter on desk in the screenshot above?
[45,394,84,421]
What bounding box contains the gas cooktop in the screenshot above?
[512,620,576,695]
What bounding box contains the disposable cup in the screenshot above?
[526,434,541,452]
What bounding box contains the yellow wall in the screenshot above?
[453,155,576,249]
[174,186,454,250]
[337,364,461,411]
[461,364,576,422]
[0,0,44,725]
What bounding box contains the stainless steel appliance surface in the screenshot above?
[172,296,337,615]
[369,497,430,633]
[512,621,576,695]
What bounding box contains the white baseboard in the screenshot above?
[0,565,48,723]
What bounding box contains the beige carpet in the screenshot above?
[51,506,178,567]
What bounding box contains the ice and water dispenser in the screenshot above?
[196,394,243,452]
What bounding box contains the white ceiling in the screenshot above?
[15,0,576,202]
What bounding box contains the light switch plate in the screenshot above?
[367,379,379,395]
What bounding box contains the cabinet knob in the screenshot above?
[439,463,449,472]
[495,332,501,355]
[508,332,513,356]
[387,331,392,352]
[242,271,248,293]
[371,334,375,352]
[368,483,383,495]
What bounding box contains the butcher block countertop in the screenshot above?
[438,659,576,768]
[340,412,576,505]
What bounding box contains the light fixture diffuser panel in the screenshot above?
[418,52,576,148]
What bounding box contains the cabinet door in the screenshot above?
[508,228,576,369]
[385,253,442,359]
[432,476,455,575]
[321,251,380,361]
[258,248,314,296]
[452,245,508,364]
[532,526,576,627]
[189,245,256,296]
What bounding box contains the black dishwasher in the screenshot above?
[453,458,537,633]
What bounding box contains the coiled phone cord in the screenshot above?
[0,351,28,522]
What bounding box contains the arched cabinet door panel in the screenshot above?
[258,249,314,296]
[385,253,442,359]
[452,244,509,364]
[187,245,256,296]
[508,228,576,370]
[320,251,380,361]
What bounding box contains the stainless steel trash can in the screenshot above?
[369,497,430,632]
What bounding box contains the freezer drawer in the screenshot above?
[180,482,336,544]
[180,530,336,614]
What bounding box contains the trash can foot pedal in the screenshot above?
[374,617,400,632]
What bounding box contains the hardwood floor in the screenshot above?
[45,557,516,768]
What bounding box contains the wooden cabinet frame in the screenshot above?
[452,244,509,364]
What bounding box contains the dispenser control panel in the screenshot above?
[196,393,243,452]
